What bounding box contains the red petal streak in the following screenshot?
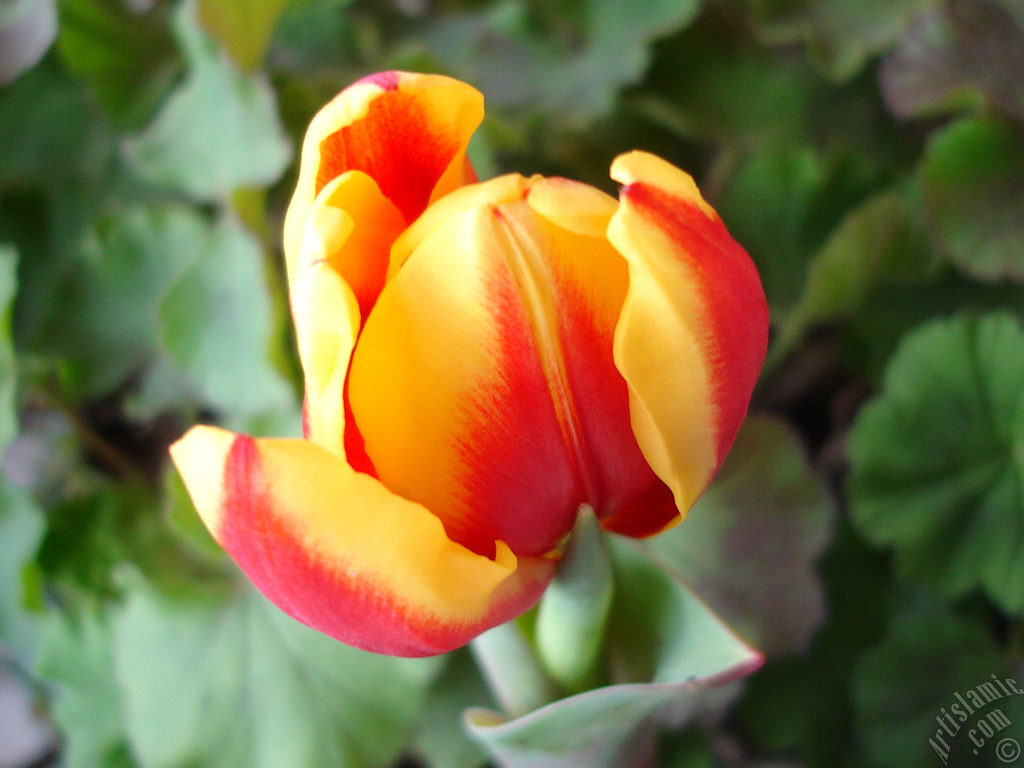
[620,183,769,468]
[316,91,460,224]
[219,435,547,656]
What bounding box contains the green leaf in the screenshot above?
[0,246,18,451]
[421,0,702,125]
[466,537,761,768]
[648,415,834,656]
[112,581,439,768]
[880,0,1024,122]
[848,312,1024,614]
[771,183,937,366]
[736,516,894,768]
[56,0,182,129]
[37,205,205,397]
[0,57,113,186]
[196,0,290,71]
[159,212,294,422]
[921,117,1024,282]
[853,598,1023,768]
[0,478,44,655]
[413,650,492,768]
[35,608,136,768]
[751,0,936,81]
[714,144,878,316]
[0,0,57,86]
[124,0,291,201]
[636,12,818,147]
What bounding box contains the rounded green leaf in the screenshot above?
[648,415,835,655]
[849,312,1024,614]
[113,581,440,768]
[922,117,1024,282]
[124,1,291,201]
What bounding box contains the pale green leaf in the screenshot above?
[159,213,294,422]
[466,538,761,768]
[124,1,291,200]
[113,582,439,768]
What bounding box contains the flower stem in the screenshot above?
[470,619,557,719]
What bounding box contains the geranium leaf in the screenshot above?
[124,1,290,201]
[159,212,294,423]
[112,580,440,768]
[849,312,1024,614]
[647,415,835,656]
[880,0,1024,122]
[751,0,935,81]
[921,117,1024,282]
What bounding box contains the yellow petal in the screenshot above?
[170,425,554,656]
[609,151,769,519]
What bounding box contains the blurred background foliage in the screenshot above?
[0,0,1023,766]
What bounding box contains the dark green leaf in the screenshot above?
[421,0,702,125]
[853,598,1024,768]
[921,117,1024,282]
[124,1,291,201]
[772,183,937,365]
[37,205,206,397]
[113,581,439,768]
[648,415,834,656]
[56,0,182,129]
[849,312,1024,614]
[714,144,878,315]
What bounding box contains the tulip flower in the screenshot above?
[170,71,769,657]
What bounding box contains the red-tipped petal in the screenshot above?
[609,151,769,520]
[170,426,554,657]
[349,175,672,557]
[284,71,483,279]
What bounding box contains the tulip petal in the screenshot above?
[284,71,483,278]
[608,151,769,519]
[170,425,554,657]
[349,176,673,557]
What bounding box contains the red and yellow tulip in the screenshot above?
[170,71,769,657]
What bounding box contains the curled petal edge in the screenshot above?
[608,151,769,523]
[171,425,555,657]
